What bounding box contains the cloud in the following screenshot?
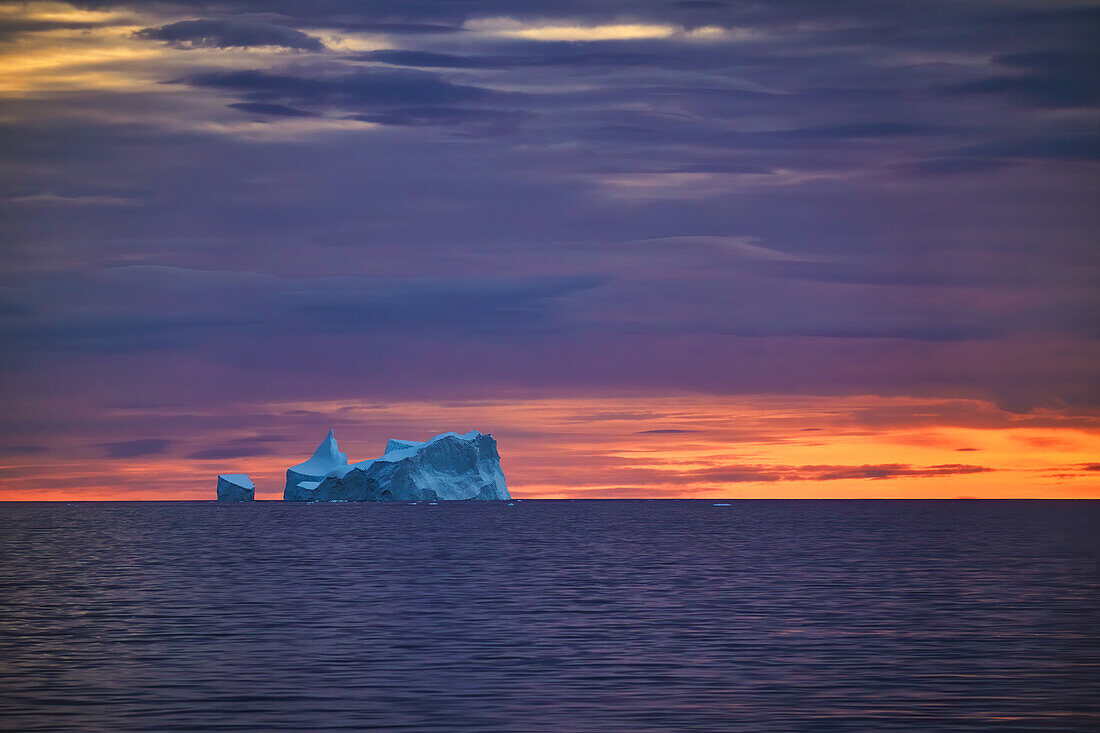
[891,157,1018,176]
[174,66,516,128]
[769,122,955,140]
[805,463,993,480]
[0,266,610,353]
[187,445,274,460]
[674,2,730,8]
[281,272,611,335]
[3,192,140,206]
[136,18,326,51]
[687,462,993,483]
[342,22,464,35]
[178,67,489,107]
[5,444,48,455]
[758,260,988,288]
[0,16,114,40]
[951,133,1100,162]
[186,434,284,460]
[524,456,998,489]
[943,50,1100,108]
[227,102,317,117]
[103,438,173,458]
[464,18,681,41]
[347,106,530,130]
[355,47,692,70]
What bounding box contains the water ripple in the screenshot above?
[1,500,1097,731]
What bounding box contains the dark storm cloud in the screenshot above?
[135,18,326,51]
[102,438,173,458]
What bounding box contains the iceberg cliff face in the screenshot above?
[285,430,509,502]
[284,429,347,499]
[217,474,255,502]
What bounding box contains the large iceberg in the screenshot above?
[284,430,509,502]
[217,474,254,502]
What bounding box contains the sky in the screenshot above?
[0,0,1097,500]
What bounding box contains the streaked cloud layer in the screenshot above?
[0,0,1096,497]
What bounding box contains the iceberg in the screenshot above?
[217,473,255,502]
[284,428,347,499]
[284,430,509,502]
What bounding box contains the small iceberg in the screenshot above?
[217,474,255,502]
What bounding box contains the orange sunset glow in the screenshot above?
[5,395,1098,500]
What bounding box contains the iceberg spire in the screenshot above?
[284,429,349,499]
[310,429,346,467]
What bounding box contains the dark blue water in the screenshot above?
[1,500,1097,731]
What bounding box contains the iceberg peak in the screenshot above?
[290,429,347,476]
[284,429,349,497]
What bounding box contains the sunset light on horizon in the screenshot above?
[5,394,1098,500]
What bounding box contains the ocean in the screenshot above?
[1,500,1097,731]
